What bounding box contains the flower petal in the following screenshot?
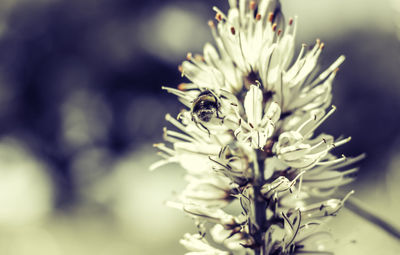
[244,85,263,126]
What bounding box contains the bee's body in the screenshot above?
[191,90,224,133]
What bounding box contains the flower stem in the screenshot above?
[253,151,268,255]
[346,196,400,240]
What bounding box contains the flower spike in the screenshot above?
[152,1,363,254]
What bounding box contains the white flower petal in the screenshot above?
[244,85,263,126]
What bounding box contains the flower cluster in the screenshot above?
[152,0,363,254]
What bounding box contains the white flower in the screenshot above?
[278,44,345,115]
[166,201,237,226]
[297,153,365,196]
[276,106,352,169]
[180,174,236,208]
[294,190,355,221]
[262,155,289,179]
[265,209,335,255]
[181,0,295,93]
[150,113,225,173]
[209,145,252,185]
[211,224,253,251]
[180,233,231,255]
[179,0,345,121]
[234,85,281,149]
[153,1,363,254]
[260,171,304,199]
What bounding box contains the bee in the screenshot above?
[191,90,224,133]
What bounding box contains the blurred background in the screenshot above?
[0,0,399,254]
